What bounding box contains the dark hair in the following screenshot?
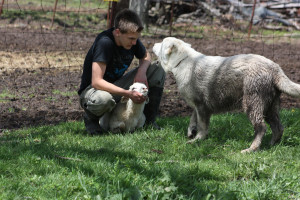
[114,9,144,33]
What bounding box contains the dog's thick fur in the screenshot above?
[100,82,148,133]
[153,37,300,153]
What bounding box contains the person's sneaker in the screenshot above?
[83,114,104,135]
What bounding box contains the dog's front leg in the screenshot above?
[187,108,210,143]
[187,109,197,138]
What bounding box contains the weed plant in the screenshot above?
[0,109,299,199]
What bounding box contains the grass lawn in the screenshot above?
[0,109,299,199]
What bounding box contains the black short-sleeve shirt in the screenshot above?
[78,28,146,95]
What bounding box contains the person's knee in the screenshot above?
[147,62,166,88]
[83,90,116,117]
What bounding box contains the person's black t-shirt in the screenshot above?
[78,28,146,95]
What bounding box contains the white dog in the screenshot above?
[153,37,300,153]
[100,82,148,133]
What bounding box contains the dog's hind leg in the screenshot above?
[265,96,284,146]
[187,108,211,143]
[242,96,267,153]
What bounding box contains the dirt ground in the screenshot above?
[1,27,300,131]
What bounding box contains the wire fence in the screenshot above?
[1,0,300,131]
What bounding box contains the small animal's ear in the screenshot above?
[145,97,149,104]
[129,85,133,91]
[121,96,129,103]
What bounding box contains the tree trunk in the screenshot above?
[129,0,150,30]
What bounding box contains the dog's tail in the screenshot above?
[275,68,300,98]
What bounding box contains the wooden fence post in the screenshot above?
[51,0,59,28]
[169,0,174,36]
[105,0,118,29]
[248,0,257,39]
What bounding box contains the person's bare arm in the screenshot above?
[91,62,146,103]
[134,50,151,87]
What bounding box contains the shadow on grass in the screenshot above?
[0,123,223,198]
[159,110,300,151]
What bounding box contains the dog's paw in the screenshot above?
[186,134,206,144]
[241,147,258,153]
[186,138,198,144]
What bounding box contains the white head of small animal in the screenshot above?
[121,82,149,103]
[130,82,148,96]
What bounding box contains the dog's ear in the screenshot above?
[166,44,178,55]
[162,43,177,63]
[121,96,129,103]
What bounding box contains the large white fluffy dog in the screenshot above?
[153,37,300,153]
[100,82,148,133]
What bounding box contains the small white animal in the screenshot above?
[153,37,300,153]
[100,82,149,133]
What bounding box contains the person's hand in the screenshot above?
[129,90,147,104]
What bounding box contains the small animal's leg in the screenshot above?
[187,109,210,143]
[242,97,267,153]
[265,97,284,145]
[111,122,125,133]
[99,112,111,132]
[187,110,197,138]
[119,122,126,132]
[111,127,121,133]
[137,114,146,129]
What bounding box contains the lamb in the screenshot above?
[100,82,149,133]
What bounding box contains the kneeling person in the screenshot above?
[78,9,165,134]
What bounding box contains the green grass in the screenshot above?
[1,0,108,32]
[5,0,108,10]
[0,89,15,103]
[52,89,78,97]
[0,109,300,199]
[1,9,107,32]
